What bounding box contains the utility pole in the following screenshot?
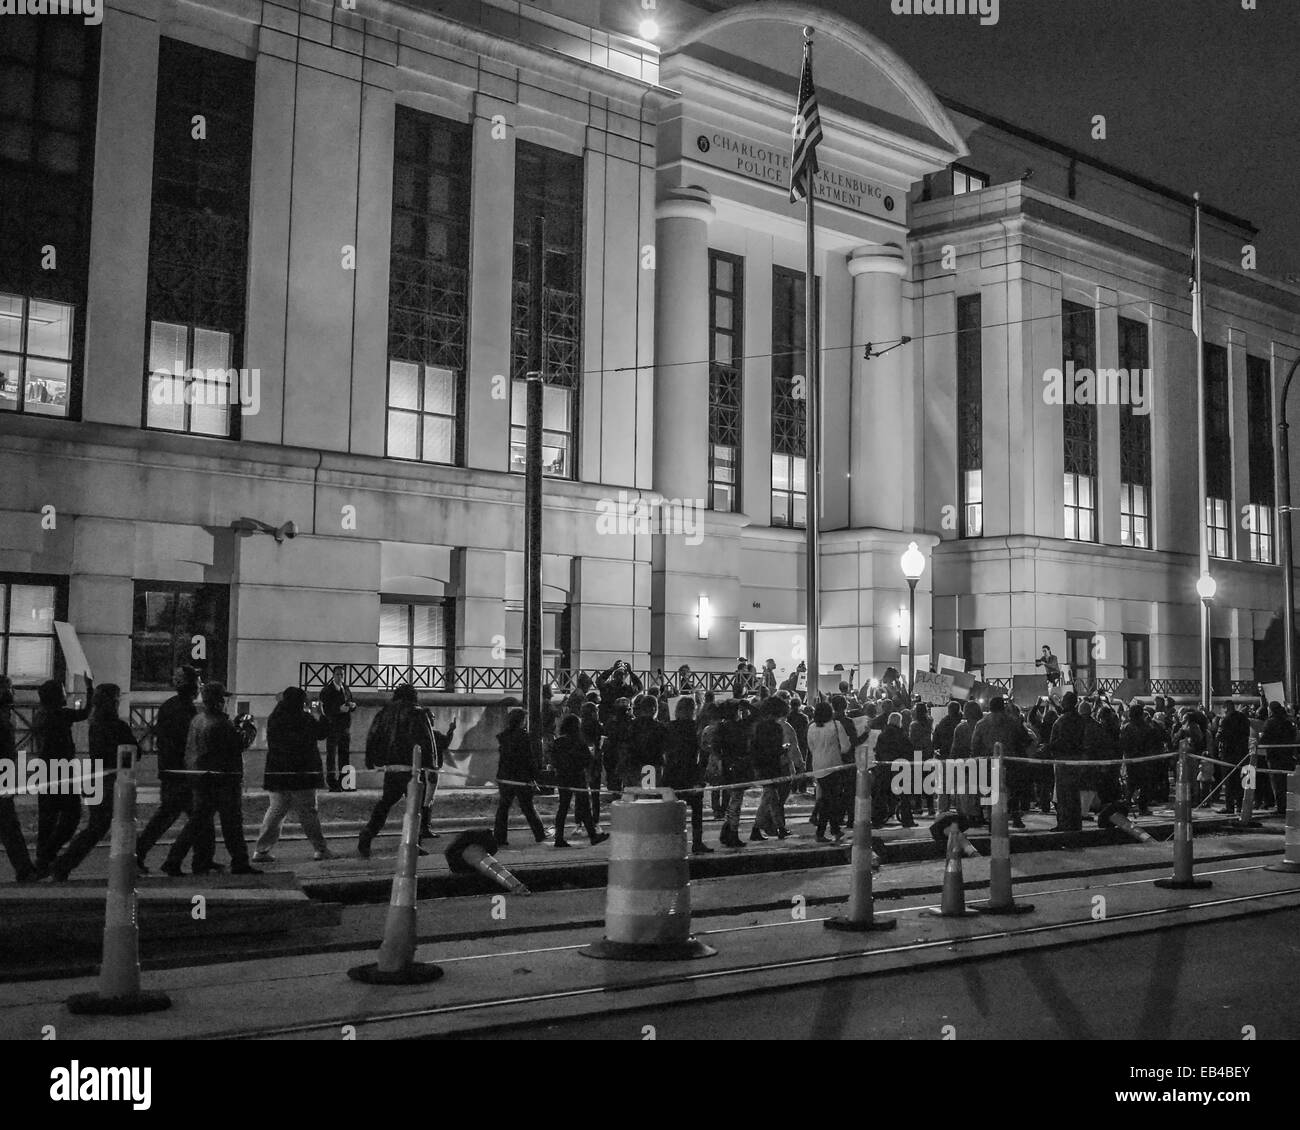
[524,215,545,761]
[1278,355,1300,705]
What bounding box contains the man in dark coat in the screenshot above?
[137,666,207,872]
[30,678,92,876]
[1216,701,1252,814]
[1260,702,1297,815]
[1047,691,1087,831]
[622,695,665,787]
[163,682,259,876]
[0,676,35,881]
[358,683,437,858]
[970,696,1030,826]
[1120,703,1166,816]
[319,665,356,792]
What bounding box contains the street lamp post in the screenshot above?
[1277,355,1300,706]
[1196,573,1217,714]
[900,542,926,700]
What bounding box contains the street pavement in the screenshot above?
[2,837,1295,1040]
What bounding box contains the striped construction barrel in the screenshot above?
[581,790,716,961]
[1267,770,1300,874]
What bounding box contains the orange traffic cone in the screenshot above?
[446,829,531,894]
[67,751,171,1015]
[348,749,443,984]
[1097,802,1154,843]
[927,823,976,918]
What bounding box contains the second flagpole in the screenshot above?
[802,26,821,706]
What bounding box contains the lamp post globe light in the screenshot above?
[1197,573,1216,712]
[900,542,926,698]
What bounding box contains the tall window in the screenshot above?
[0,574,65,685]
[771,266,808,528]
[131,581,230,690]
[1066,630,1096,690]
[1204,342,1231,558]
[952,165,988,195]
[1245,355,1275,563]
[144,39,254,438]
[708,251,743,512]
[504,602,571,671]
[386,108,470,464]
[510,142,583,479]
[1062,300,1097,541]
[957,294,983,537]
[0,21,98,419]
[378,599,455,682]
[1118,317,1151,548]
[962,629,985,680]
[1122,633,1150,682]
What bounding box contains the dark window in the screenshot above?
[957,294,983,538]
[1062,301,1097,542]
[378,599,455,683]
[709,250,743,513]
[1118,317,1151,548]
[0,21,99,420]
[1122,634,1149,682]
[0,573,67,686]
[510,142,583,479]
[504,602,571,671]
[144,38,254,439]
[131,581,230,690]
[962,630,985,679]
[386,108,471,465]
[1066,630,1096,689]
[771,266,809,529]
[1245,355,1274,564]
[1204,342,1231,555]
[1211,637,1230,696]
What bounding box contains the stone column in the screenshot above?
[848,244,907,530]
[653,186,714,503]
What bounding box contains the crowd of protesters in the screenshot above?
[3,653,1299,882]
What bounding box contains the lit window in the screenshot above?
[387,363,458,464]
[771,454,806,529]
[145,321,235,436]
[962,469,983,538]
[509,380,572,477]
[378,599,454,689]
[1206,497,1229,559]
[1120,482,1149,548]
[952,166,989,195]
[1064,472,1095,542]
[1245,503,1273,564]
[0,295,74,417]
[0,578,60,685]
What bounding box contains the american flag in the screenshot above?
[789,44,823,204]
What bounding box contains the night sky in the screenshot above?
[704,0,1300,279]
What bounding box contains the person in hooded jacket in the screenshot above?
[551,714,609,847]
[30,678,92,876]
[0,676,35,881]
[137,666,208,872]
[252,687,333,863]
[664,696,712,853]
[494,707,547,846]
[357,683,437,859]
[49,683,138,880]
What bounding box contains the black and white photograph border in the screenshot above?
[0,0,1297,1093]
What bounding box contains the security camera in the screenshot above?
[275,520,298,542]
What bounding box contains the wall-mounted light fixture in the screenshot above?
[697,595,711,640]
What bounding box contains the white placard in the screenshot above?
[53,621,92,691]
[914,670,954,706]
[937,653,966,674]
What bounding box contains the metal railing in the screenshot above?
[9,703,159,758]
[298,662,747,696]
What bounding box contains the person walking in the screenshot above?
[252,687,334,863]
[807,701,850,842]
[357,683,437,859]
[30,678,92,878]
[49,684,138,880]
[319,665,356,792]
[137,667,207,872]
[664,696,712,853]
[493,707,547,847]
[163,682,259,876]
[0,676,35,881]
[551,714,608,847]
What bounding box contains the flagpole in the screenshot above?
[802,26,820,705]
[1193,192,1211,714]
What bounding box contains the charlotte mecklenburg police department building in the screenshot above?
[3,0,1300,767]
